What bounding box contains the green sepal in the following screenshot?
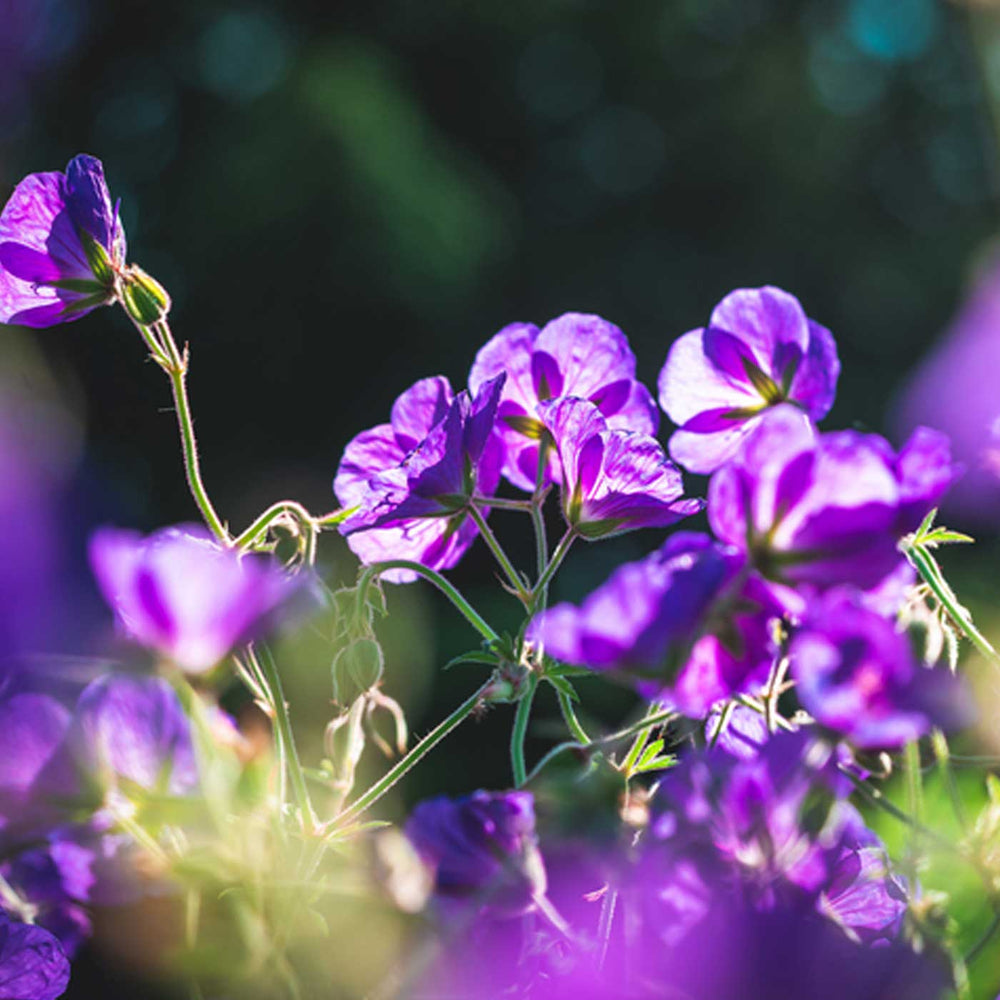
[121,265,172,325]
[79,230,114,285]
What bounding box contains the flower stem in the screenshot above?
[356,561,498,643]
[530,529,575,612]
[555,686,591,744]
[329,678,496,831]
[931,728,967,831]
[903,543,1000,666]
[126,315,229,542]
[467,504,530,603]
[510,673,539,787]
[252,643,317,833]
[472,496,535,512]
[233,499,319,563]
[531,441,551,591]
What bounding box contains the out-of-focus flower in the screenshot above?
[659,286,840,474]
[531,533,801,716]
[89,525,296,673]
[708,405,906,590]
[789,590,970,749]
[66,675,197,798]
[647,732,849,906]
[893,255,1000,524]
[0,914,70,1000]
[0,693,74,842]
[529,533,742,694]
[335,375,504,583]
[0,155,124,328]
[819,807,908,945]
[404,790,546,916]
[705,704,770,761]
[538,396,703,539]
[469,313,658,491]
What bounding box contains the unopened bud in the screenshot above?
[121,265,171,325]
[334,638,384,693]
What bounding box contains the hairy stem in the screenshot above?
[511,673,539,787]
[356,561,498,643]
[467,504,530,603]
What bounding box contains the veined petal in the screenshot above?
[708,286,810,365]
[389,376,453,452]
[65,154,117,252]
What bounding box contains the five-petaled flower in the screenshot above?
[658,286,840,474]
[469,313,658,491]
[0,155,125,328]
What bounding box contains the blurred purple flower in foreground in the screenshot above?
[469,313,658,491]
[894,255,1000,524]
[538,396,703,539]
[0,155,124,328]
[336,375,505,582]
[659,286,840,474]
[0,915,69,1000]
[89,525,296,673]
[790,590,971,749]
[405,790,546,916]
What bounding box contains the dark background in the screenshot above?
[4,0,1000,995]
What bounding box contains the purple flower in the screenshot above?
[538,397,703,539]
[468,314,658,491]
[0,694,74,842]
[66,675,198,799]
[529,533,742,693]
[708,405,906,590]
[0,155,124,328]
[789,590,971,749]
[819,807,908,945]
[0,915,69,1000]
[336,376,504,582]
[405,790,546,916]
[658,286,840,474]
[89,525,296,673]
[892,255,1000,525]
[648,732,850,906]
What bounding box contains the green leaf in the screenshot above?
[914,507,938,540]
[637,739,665,769]
[634,755,676,774]
[921,528,974,547]
[544,661,594,679]
[545,674,579,701]
[444,650,501,670]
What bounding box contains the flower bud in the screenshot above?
[334,638,384,694]
[121,266,171,326]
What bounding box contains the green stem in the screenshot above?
[233,500,318,563]
[511,673,539,787]
[931,728,967,831]
[905,544,1000,666]
[966,910,1000,965]
[903,740,924,875]
[555,686,590,744]
[253,644,317,833]
[530,529,575,611]
[472,496,535,512]
[330,678,495,830]
[531,441,551,592]
[620,713,654,777]
[155,320,230,543]
[467,504,530,603]
[357,561,497,643]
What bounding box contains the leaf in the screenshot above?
[545,661,594,679]
[921,528,974,548]
[545,674,579,701]
[444,650,501,671]
[634,755,676,774]
[914,507,938,540]
[637,739,665,769]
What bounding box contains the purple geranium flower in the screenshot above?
[469,313,658,491]
[658,286,840,474]
[0,915,70,1000]
[89,525,296,673]
[66,675,198,799]
[789,590,971,749]
[708,405,906,590]
[336,375,504,583]
[529,533,742,693]
[405,790,546,916]
[0,155,125,328]
[538,397,703,539]
[819,806,908,945]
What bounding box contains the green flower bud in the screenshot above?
[334,638,385,694]
[121,266,172,326]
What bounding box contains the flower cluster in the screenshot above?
[1,154,993,1000]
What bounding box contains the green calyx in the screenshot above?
[121,266,172,326]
